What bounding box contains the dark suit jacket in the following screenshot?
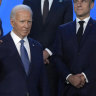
[0,19,3,36]
[23,0,73,50]
[54,18,96,96]
[0,33,49,96]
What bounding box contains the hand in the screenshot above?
[67,74,85,88]
[43,50,50,64]
[68,74,81,88]
[44,59,50,64]
[78,74,86,87]
[0,40,3,44]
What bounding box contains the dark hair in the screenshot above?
[73,0,95,2]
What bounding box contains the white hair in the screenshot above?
[10,4,33,19]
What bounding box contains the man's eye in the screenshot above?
[28,21,32,23]
[20,21,24,23]
[82,0,87,2]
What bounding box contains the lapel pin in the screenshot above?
[32,44,35,46]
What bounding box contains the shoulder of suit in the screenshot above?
[28,37,42,48]
[0,32,11,45]
[93,19,96,24]
[59,21,74,29]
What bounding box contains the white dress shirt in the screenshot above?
[76,16,90,34]
[10,31,31,61]
[41,0,53,14]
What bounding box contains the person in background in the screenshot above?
[54,0,96,96]
[0,0,3,36]
[23,0,73,96]
[0,4,49,96]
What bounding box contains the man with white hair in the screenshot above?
[0,4,49,96]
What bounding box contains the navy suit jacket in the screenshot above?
[0,33,49,96]
[23,0,73,50]
[54,18,96,96]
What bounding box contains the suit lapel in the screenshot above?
[6,33,28,75]
[44,0,63,24]
[80,18,94,48]
[28,38,37,75]
[37,0,43,22]
[32,0,43,24]
[38,0,64,24]
[70,21,79,50]
[46,0,58,22]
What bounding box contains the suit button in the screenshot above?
[27,92,29,96]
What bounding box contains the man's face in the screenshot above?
[0,0,2,5]
[11,10,32,39]
[74,0,94,19]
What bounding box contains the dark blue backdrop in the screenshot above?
[0,0,96,35]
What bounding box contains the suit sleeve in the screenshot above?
[38,45,50,96]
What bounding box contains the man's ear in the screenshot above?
[10,19,15,28]
[90,2,94,9]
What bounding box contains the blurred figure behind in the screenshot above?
[23,0,73,96]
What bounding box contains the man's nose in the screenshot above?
[24,22,29,28]
[77,1,82,7]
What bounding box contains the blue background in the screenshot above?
[0,0,96,35]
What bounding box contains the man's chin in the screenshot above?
[77,14,85,18]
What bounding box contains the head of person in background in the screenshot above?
[10,4,32,39]
[73,0,94,20]
[0,0,2,5]
[0,0,3,37]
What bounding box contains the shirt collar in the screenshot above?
[10,31,28,45]
[76,16,90,24]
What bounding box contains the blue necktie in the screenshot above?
[20,40,30,75]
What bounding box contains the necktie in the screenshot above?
[20,40,30,75]
[43,0,49,23]
[77,21,85,45]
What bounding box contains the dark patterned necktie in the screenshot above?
[20,40,30,75]
[77,21,85,45]
[43,0,49,23]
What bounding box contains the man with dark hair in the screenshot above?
[54,0,96,96]
[23,0,73,96]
